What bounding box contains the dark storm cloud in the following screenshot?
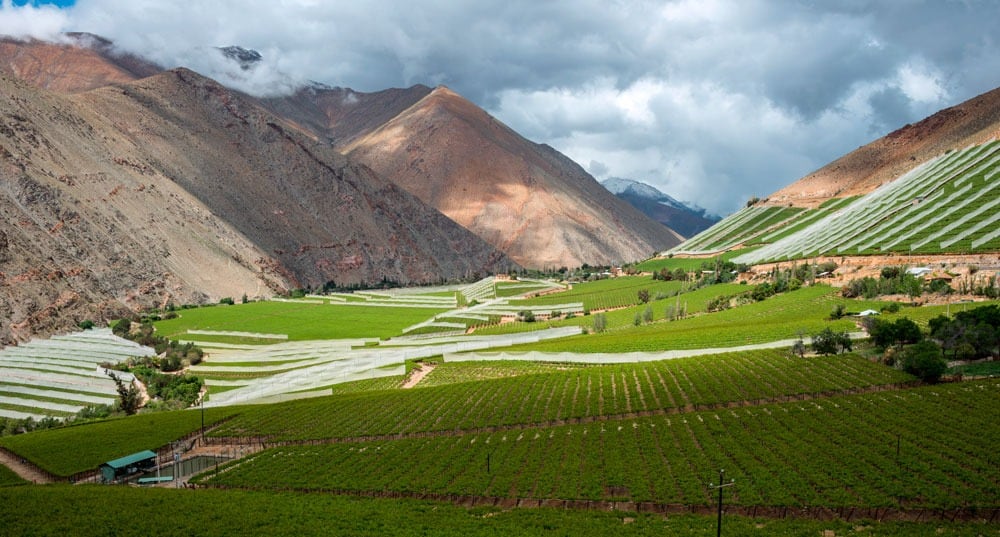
[1,0,997,215]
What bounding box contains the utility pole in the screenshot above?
[708,469,735,537]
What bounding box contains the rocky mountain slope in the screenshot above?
[0,34,159,93]
[343,86,681,268]
[0,65,513,343]
[766,86,1000,208]
[601,178,719,239]
[258,84,433,148]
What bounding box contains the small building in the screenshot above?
[100,450,157,483]
[906,267,933,277]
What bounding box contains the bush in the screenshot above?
[77,320,95,330]
[901,341,947,383]
[592,313,607,333]
[219,297,235,305]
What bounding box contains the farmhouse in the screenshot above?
[99,450,157,483]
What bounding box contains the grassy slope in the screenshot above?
[497,285,888,352]
[155,301,446,341]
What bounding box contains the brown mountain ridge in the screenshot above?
[766,86,1000,207]
[0,34,682,340]
[0,64,512,342]
[343,86,682,268]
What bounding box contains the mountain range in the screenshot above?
[0,35,681,342]
[601,178,720,239]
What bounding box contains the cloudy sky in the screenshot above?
[3,0,999,216]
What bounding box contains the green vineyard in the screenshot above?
[197,380,1000,511]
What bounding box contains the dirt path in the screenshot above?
[0,448,54,484]
[402,362,437,388]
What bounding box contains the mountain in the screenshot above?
[0,34,159,93]
[601,178,720,239]
[0,64,513,343]
[342,86,682,268]
[766,86,1000,208]
[671,86,1000,261]
[258,84,433,148]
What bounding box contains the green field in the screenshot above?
[512,276,686,310]
[2,486,992,537]
[198,381,999,510]
[0,463,25,487]
[473,282,748,335]
[155,301,447,342]
[0,408,239,477]
[206,350,912,442]
[3,264,999,535]
[495,285,889,352]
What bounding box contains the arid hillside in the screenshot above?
[767,86,1000,207]
[259,84,433,148]
[0,34,158,93]
[345,86,682,268]
[0,67,513,343]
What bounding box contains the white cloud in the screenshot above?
[896,60,948,104]
[1,0,996,216]
[0,0,69,41]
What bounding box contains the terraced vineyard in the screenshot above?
[207,350,913,442]
[0,329,153,420]
[730,141,1000,263]
[198,380,999,511]
[667,141,1000,262]
[670,205,805,254]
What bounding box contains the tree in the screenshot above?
[901,340,947,383]
[108,371,141,415]
[791,338,807,358]
[812,328,852,355]
[642,305,653,324]
[638,289,651,304]
[893,318,923,346]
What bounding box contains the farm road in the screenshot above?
[0,447,53,484]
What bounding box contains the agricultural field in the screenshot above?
[155,300,450,343]
[192,328,580,406]
[0,408,238,477]
[206,350,914,442]
[0,463,25,487]
[494,285,889,352]
[672,205,806,254]
[727,141,1000,263]
[512,275,686,310]
[473,282,748,336]
[197,380,999,511]
[0,329,153,420]
[2,265,999,535]
[2,486,992,537]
